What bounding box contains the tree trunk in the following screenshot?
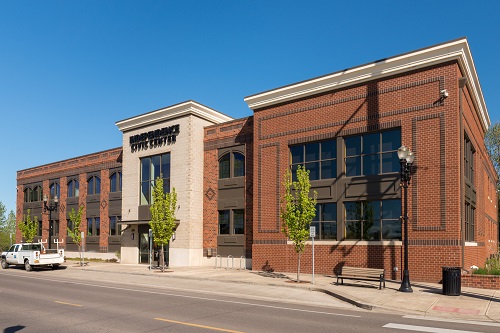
[160,244,165,272]
[297,252,301,283]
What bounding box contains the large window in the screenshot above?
[464,135,475,183]
[311,203,337,240]
[464,134,476,241]
[110,172,122,193]
[218,209,244,235]
[50,182,60,199]
[219,152,245,179]
[87,176,101,195]
[67,179,80,198]
[290,140,336,181]
[140,153,171,205]
[87,217,100,236]
[109,216,121,236]
[23,186,43,203]
[345,129,400,177]
[345,200,401,240]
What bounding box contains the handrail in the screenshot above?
[226,255,233,270]
[239,256,246,270]
[214,255,222,269]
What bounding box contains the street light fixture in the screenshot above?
[398,145,414,293]
[43,194,59,248]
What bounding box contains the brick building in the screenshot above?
[16,38,498,282]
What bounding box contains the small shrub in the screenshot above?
[472,256,500,275]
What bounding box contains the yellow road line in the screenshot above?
[154,317,244,333]
[54,301,82,307]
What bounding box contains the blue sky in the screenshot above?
[1,1,499,214]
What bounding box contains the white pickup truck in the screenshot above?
[1,243,65,271]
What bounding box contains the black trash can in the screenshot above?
[442,266,461,296]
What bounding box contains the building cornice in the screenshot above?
[244,38,490,130]
[115,100,233,132]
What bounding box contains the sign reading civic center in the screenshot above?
[129,124,180,152]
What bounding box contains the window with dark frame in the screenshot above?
[67,179,80,198]
[311,203,337,240]
[67,219,73,236]
[345,200,401,241]
[290,139,336,181]
[219,151,245,179]
[464,134,476,242]
[218,209,244,235]
[140,153,170,205]
[345,129,401,177]
[87,176,101,195]
[50,182,60,198]
[87,217,100,236]
[109,216,121,236]
[110,171,122,193]
[24,186,43,203]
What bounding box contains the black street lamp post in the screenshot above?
[398,145,414,293]
[43,194,59,249]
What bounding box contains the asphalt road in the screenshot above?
[1,267,500,333]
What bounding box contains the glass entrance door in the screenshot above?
[139,225,150,264]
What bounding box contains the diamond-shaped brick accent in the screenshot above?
[101,199,108,209]
[205,188,216,201]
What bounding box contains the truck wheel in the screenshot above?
[52,264,60,269]
[1,258,8,269]
[24,260,33,272]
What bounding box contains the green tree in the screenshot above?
[280,165,317,282]
[149,177,177,272]
[19,209,38,243]
[67,206,85,265]
[485,122,500,242]
[0,202,14,250]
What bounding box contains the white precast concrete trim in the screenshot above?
[244,38,490,130]
[116,100,233,132]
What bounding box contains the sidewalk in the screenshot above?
[66,261,500,322]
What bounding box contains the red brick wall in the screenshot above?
[462,274,500,289]
[203,117,253,258]
[16,148,122,252]
[251,61,497,283]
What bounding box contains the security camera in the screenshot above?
[440,89,449,98]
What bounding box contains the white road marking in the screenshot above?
[403,315,500,328]
[0,271,361,318]
[383,323,483,333]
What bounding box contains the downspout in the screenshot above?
[458,77,468,270]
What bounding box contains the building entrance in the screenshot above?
[138,224,169,266]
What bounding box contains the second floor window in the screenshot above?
[290,140,336,181]
[67,179,80,198]
[110,172,123,193]
[141,153,170,205]
[345,129,400,177]
[24,186,43,203]
[219,152,245,179]
[87,175,101,195]
[50,182,60,199]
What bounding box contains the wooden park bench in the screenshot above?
[336,266,386,289]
